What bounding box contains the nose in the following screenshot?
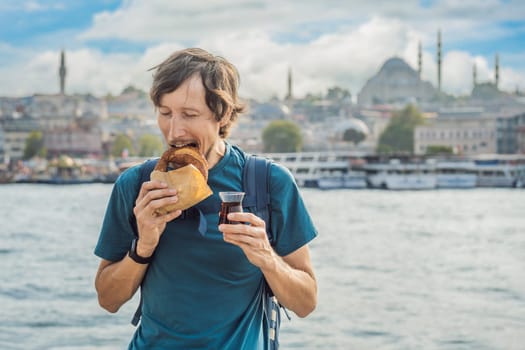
[167,115,187,139]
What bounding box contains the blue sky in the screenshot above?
[1,0,524,99]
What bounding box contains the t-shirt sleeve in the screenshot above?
[94,165,142,262]
[269,162,318,256]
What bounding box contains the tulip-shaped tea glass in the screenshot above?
[218,192,245,224]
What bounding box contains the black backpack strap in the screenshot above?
[242,155,289,350]
[242,155,273,243]
[130,158,158,327]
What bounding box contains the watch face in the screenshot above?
[131,237,138,253]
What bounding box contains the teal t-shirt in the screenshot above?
[94,142,317,349]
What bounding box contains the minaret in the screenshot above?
[472,63,477,88]
[59,49,67,95]
[437,29,442,92]
[285,66,292,100]
[417,41,422,79]
[494,53,499,89]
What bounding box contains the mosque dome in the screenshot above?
[337,118,369,135]
[357,56,438,106]
[381,57,414,73]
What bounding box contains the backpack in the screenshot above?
[129,154,287,350]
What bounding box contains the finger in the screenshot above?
[219,223,268,242]
[136,187,177,213]
[223,231,266,248]
[138,179,166,196]
[148,195,179,213]
[136,181,165,211]
[227,212,266,227]
[134,191,177,222]
[143,187,178,204]
[218,221,251,234]
[223,231,254,245]
[136,180,169,203]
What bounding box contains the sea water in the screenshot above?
[1,184,524,349]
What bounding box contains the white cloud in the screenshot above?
[441,51,478,95]
[78,0,525,45]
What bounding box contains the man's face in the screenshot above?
[157,74,225,165]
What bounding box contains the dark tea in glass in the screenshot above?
[218,192,245,224]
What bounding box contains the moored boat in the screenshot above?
[473,155,525,188]
[262,151,362,187]
[317,171,368,190]
[364,159,437,190]
[435,160,477,189]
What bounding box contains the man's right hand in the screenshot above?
[133,180,182,256]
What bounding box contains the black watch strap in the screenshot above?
[128,238,153,264]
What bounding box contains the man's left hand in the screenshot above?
[219,212,275,269]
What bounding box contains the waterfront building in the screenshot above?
[44,126,103,158]
[498,111,525,154]
[415,107,525,156]
[517,112,525,153]
[0,94,108,160]
[1,116,41,160]
[27,94,108,124]
[414,111,497,156]
[106,87,152,119]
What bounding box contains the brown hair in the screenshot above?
[149,48,245,138]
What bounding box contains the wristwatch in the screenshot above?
[128,238,154,264]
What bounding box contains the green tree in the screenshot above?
[326,86,351,101]
[262,120,303,153]
[425,145,454,156]
[377,104,425,154]
[138,134,164,157]
[121,85,147,97]
[111,133,135,157]
[343,128,366,145]
[23,131,46,159]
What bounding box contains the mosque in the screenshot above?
[357,30,503,106]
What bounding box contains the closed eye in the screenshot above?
[159,109,171,118]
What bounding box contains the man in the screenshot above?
[94,48,317,349]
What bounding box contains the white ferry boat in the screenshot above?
[261,151,361,187]
[363,159,437,190]
[473,155,525,188]
[316,171,368,190]
[435,160,477,189]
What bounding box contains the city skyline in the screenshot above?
[1,1,524,100]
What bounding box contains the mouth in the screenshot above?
[166,143,200,171]
[170,142,199,150]
[167,143,201,170]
